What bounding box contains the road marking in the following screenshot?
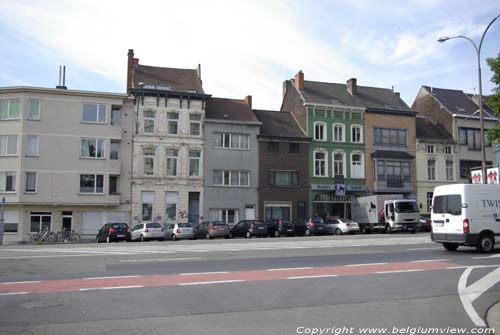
[79,285,144,291]
[287,274,339,280]
[83,275,142,280]
[406,247,442,251]
[473,254,500,259]
[0,292,28,296]
[446,266,469,270]
[458,266,500,327]
[178,280,245,286]
[267,267,314,272]
[376,269,425,274]
[346,262,388,267]
[179,271,229,276]
[0,280,41,285]
[119,257,201,263]
[411,259,450,263]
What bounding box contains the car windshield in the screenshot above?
[146,223,161,228]
[111,223,127,229]
[178,223,192,228]
[311,217,323,223]
[395,201,419,213]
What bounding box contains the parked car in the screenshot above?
[164,223,194,240]
[293,218,307,236]
[266,219,295,237]
[304,217,328,236]
[418,215,432,232]
[194,221,230,239]
[325,218,360,235]
[130,223,165,242]
[229,220,268,238]
[96,223,131,243]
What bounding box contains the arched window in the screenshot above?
[351,151,365,179]
[333,150,346,177]
[333,123,345,142]
[314,122,327,141]
[351,124,363,143]
[314,149,328,177]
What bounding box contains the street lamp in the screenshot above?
[438,14,500,184]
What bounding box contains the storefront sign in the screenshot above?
[311,184,366,192]
[345,185,366,192]
[311,184,336,191]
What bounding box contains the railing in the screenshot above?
[386,176,404,187]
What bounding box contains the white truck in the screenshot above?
[351,195,420,233]
[431,184,499,253]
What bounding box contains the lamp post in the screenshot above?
[438,14,500,184]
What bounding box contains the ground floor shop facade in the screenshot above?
[310,183,366,220]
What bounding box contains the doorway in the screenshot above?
[245,205,256,220]
[188,192,200,225]
[62,211,73,232]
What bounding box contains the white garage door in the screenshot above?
[106,212,128,224]
[81,212,104,235]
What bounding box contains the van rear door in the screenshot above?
[432,194,463,238]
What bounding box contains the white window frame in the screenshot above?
[351,124,363,143]
[25,172,37,193]
[80,138,106,159]
[189,114,202,136]
[167,112,179,135]
[219,209,238,224]
[445,160,454,181]
[313,122,327,142]
[0,99,20,120]
[333,150,346,177]
[165,149,178,177]
[0,134,18,156]
[79,174,104,194]
[188,150,201,177]
[143,110,156,134]
[0,171,16,193]
[143,150,155,176]
[165,192,178,223]
[350,151,365,179]
[28,99,41,120]
[81,103,106,124]
[313,149,328,177]
[444,145,453,155]
[214,170,250,187]
[427,144,435,154]
[26,135,39,157]
[333,123,345,143]
[427,159,436,181]
[217,133,250,150]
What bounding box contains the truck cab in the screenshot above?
[383,199,419,233]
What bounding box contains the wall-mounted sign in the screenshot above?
[471,169,483,184]
[311,184,336,191]
[487,167,499,184]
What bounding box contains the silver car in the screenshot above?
[164,223,194,240]
[130,223,165,242]
[325,218,360,235]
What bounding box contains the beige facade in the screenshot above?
[0,87,131,243]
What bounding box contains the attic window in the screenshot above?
[188,89,197,94]
[455,107,465,113]
[384,104,394,109]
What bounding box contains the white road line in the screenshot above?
[179,271,229,276]
[287,274,339,280]
[0,292,29,296]
[119,258,201,263]
[406,247,442,251]
[473,254,500,259]
[376,269,425,274]
[79,285,144,291]
[83,275,142,280]
[178,280,245,286]
[411,259,450,263]
[267,267,314,272]
[345,262,388,267]
[0,280,41,285]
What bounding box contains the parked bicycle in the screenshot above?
[57,230,81,243]
[29,230,58,244]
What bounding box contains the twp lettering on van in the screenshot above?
[480,199,500,207]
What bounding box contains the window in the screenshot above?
[432,194,462,216]
[314,150,327,177]
[30,212,51,233]
[427,159,436,180]
[25,172,36,193]
[351,152,364,179]
[141,191,154,222]
[376,160,411,181]
[143,148,155,176]
[189,114,201,136]
[81,138,105,158]
[167,112,179,135]
[444,145,452,155]
[458,127,481,151]
[109,175,118,194]
[267,142,279,154]
[26,135,39,156]
[82,103,106,123]
[374,128,407,146]
[333,124,345,142]
[143,111,155,134]
[459,160,490,178]
[426,192,433,212]
[314,122,326,141]
[79,174,104,194]
[333,151,345,177]
[165,192,178,222]
[289,143,300,154]
[351,125,363,143]
[189,150,200,176]
[3,211,19,233]
[269,171,299,186]
[214,170,250,186]
[214,209,237,224]
[111,108,121,125]
[0,135,18,156]
[445,160,454,181]
[265,204,291,221]
[403,162,411,181]
[166,149,178,176]
[217,133,249,149]
[0,172,16,192]
[0,99,20,120]
[110,141,119,160]
[427,145,435,154]
[28,99,41,120]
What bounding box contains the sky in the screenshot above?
[0,0,499,110]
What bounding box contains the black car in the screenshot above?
[293,218,308,236]
[305,217,328,236]
[229,220,268,238]
[266,219,295,237]
[96,223,131,243]
[418,215,432,232]
[194,221,231,239]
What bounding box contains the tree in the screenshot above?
[485,52,500,143]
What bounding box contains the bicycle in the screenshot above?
[29,230,58,244]
[58,230,81,243]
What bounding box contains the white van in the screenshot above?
[431,184,499,252]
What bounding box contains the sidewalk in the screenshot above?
[486,301,500,333]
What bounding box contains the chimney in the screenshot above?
[56,65,67,90]
[245,95,252,109]
[295,70,304,91]
[197,64,202,81]
[347,78,357,96]
[127,49,134,94]
[395,92,400,98]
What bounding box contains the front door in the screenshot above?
[62,216,72,232]
[188,192,200,225]
[245,205,255,220]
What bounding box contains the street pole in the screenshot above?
[0,196,5,245]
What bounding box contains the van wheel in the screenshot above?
[172,234,177,241]
[443,243,459,251]
[140,235,145,242]
[476,234,494,253]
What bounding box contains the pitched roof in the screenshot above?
[205,98,258,122]
[133,64,204,94]
[297,80,411,111]
[252,110,307,138]
[423,86,496,118]
[416,116,453,141]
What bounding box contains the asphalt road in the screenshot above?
[0,233,498,335]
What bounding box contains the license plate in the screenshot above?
[117,235,125,238]
[287,229,293,232]
[258,227,264,230]
[318,227,323,230]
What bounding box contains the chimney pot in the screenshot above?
[295,70,304,91]
[127,49,135,95]
[347,78,357,96]
[245,95,252,109]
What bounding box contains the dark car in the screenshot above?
[194,221,231,239]
[418,215,432,232]
[266,219,295,237]
[229,220,268,238]
[293,218,308,236]
[305,217,328,236]
[96,223,131,243]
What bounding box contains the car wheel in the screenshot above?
[385,224,392,234]
[476,234,494,253]
[206,232,211,240]
[96,236,100,244]
[140,234,145,242]
[305,229,311,236]
[443,243,459,251]
[106,235,111,243]
[274,230,280,238]
[335,228,343,235]
[172,234,177,241]
[245,231,252,239]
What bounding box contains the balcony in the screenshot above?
[373,177,413,194]
[386,176,403,188]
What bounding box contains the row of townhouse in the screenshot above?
[1,49,496,242]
